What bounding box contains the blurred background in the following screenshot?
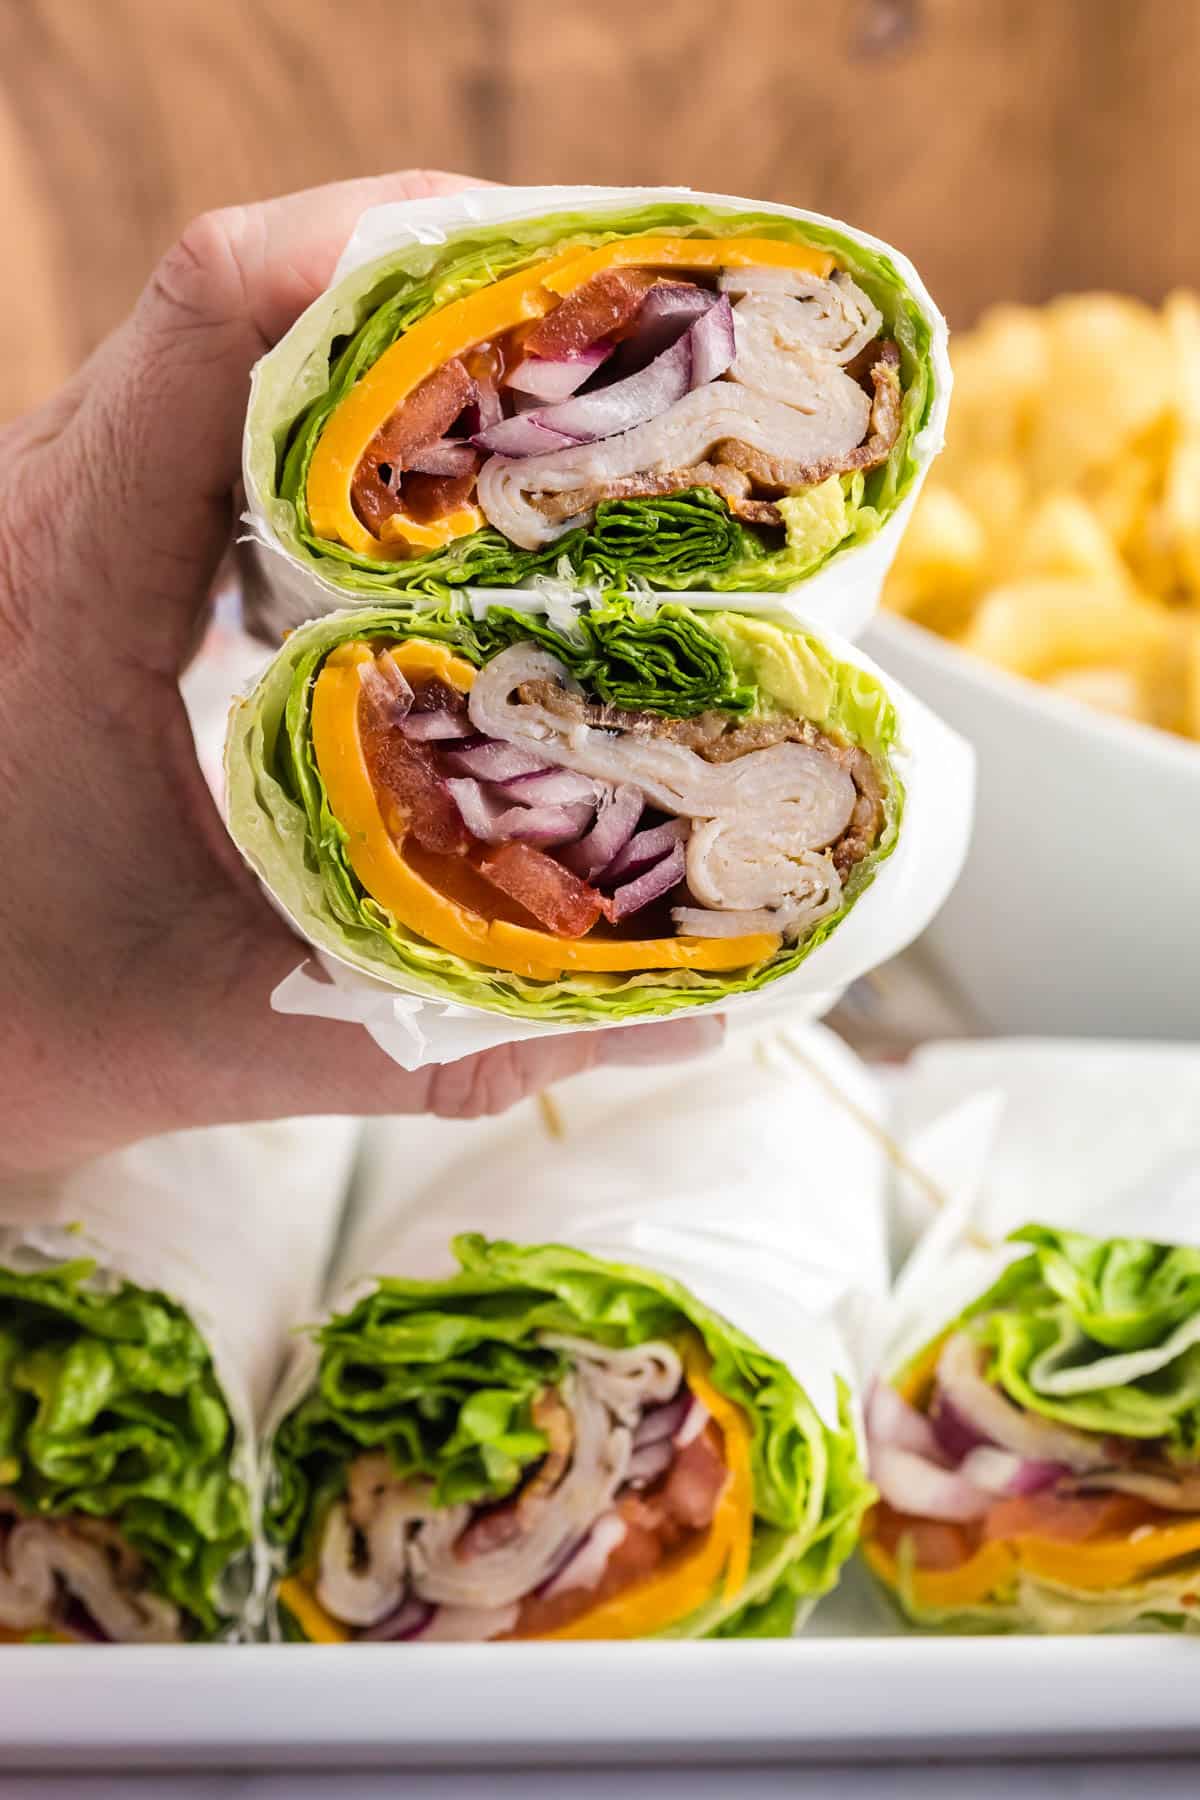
[8,0,1199,1042]
[5,0,1198,420]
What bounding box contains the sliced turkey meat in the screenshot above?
[0,1510,182,1643]
[311,1336,723,1641]
[469,645,865,927]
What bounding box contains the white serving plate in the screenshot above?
[2,1575,1197,1771]
[863,613,1200,1040]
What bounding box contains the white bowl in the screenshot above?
[863,613,1200,1039]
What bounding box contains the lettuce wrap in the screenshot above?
[223,594,944,1031]
[863,1224,1200,1635]
[0,1120,357,1644]
[265,1033,878,1642]
[241,185,948,640]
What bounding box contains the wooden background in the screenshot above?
[2,0,1198,421]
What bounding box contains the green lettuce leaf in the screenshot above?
[225,599,904,1025]
[874,1222,1200,1633]
[268,1234,870,1638]
[960,1226,1200,1462]
[0,1261,253,1638]
[246,199,936,600]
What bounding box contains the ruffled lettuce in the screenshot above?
[225,599,903,1025]
[248,199,934,599]
[964,1226,1200,1463]
[268,1234,869,1639]
[0,1261,253,1638]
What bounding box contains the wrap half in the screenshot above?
[863,1223,1200,1634]
[265,1031,881,1642]
[0,1120,357,1644]
[224,595,972,1031]
[241,185,948,639]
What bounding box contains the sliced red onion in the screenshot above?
[540,1513,628,1603]
[446,779,592,848]
[361,1596,437,1642]
[461,374,503,436]
[602,818,688,884]
[505,343,613,402]
[674,1395,710,1449]
[561,783,644,880]
[358,656,413,723]
[959,1446,1066,1499]
[474,299,735,458]
[608,841,686,920]
[626,1438,676,1487]
[929,1389,993,1465]
[866,1380,947,1464]
[633,1389,692,1450]
[471,415,586,457]
[689,295,736,387]
[491,768,599,806]
[404,438,479,477]
[444,739,555,782]
[672,906,777,938]
[500,802,594,848]
[936,1334,1109,1473]
[399,710,470,742]
[869,1444,992,1524]
[606,284,718,376]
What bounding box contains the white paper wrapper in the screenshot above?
[0,1117,359,1630]
[880,1039,1200,1374]
[275,1023,889,1434]
[227,616,975,1070]
[239,183,950,643]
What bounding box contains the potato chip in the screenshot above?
[1023,295,1173,491]
[960,577,1173,681]
[1011,493,1133,593]
[882,287,1200,743]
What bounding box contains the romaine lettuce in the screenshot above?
[0,1261,253,1638]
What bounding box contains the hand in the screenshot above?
[0,171,722,1177]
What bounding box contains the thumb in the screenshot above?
[12,171,489,674]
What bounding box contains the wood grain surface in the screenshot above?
[2,0,1197,420]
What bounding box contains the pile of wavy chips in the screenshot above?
[883,291,1200,741]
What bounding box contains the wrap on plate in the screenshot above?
[265,1030,881,1642]
[225,594,971,1031]
[0,1120,357,1644]
[863,1224,1200,1634]
[241,185,948,638]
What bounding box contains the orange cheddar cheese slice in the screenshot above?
[538,1345,754,1640]
[310,640,780,980]
[306,235,836,556]
[277,1576,349,1644]
[542,234,835,296]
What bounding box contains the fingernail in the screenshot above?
[596,1015,725,1066]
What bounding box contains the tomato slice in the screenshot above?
[357,683,470,856]
[474,843,606,937]
[981,1491,1155,1544]
[869,1504,981,1571]
[520,269,660,360]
